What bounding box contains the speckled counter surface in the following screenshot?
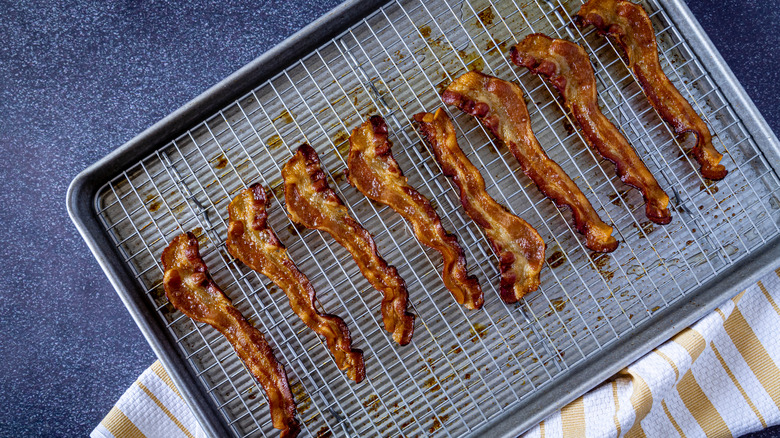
[0,1,777,436]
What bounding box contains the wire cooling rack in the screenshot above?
[93,0,780,436]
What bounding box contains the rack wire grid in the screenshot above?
[94,0,780,436]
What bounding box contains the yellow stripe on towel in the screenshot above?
[150,361,183,399]
[723,306,780,409]
[137,381,195,438]
[101,406,145,438]
[561,396,585,438]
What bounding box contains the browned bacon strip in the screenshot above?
[226,184,365,382]
[511,34,672,224]
[162,232,300,438]
[575,0,727,180]
[347,116,484,310]
[442,71,618,253]
[283,144,415,345]
[415,109,546,303]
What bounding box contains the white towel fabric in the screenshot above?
[91,361,206,438]
[93,268,780,438]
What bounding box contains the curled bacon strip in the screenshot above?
[227,184,365,382]
[415,109,545,303]
[347,116,484,310]
[162,232,300,438]
[442,71,618,253]
[575,0,727,180]
[511,34,672,224]
[283,144,415,345]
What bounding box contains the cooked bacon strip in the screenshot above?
[442,71,618,253]
[575,0,727,180]
[511,34,672,224]
[226,184,365,382]
[282,144,415,345]
[347,116,484,310]
[414,109,545,303]
[162,232,300,438]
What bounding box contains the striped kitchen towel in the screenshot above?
[91,362,205,438]
[93,268,780,438]
[521,268,780,438]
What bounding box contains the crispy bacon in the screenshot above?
[575,0,727,180]
[347,116,484,310]
[282,144,415,345]
[442,71,618,253]
[226,184,365,382]
[414,109,545,303]
[511,34,672,224]
[162,232,300,438]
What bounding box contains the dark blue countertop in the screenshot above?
[0,0,778,436]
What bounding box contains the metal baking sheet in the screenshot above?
[67,0,780,436]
